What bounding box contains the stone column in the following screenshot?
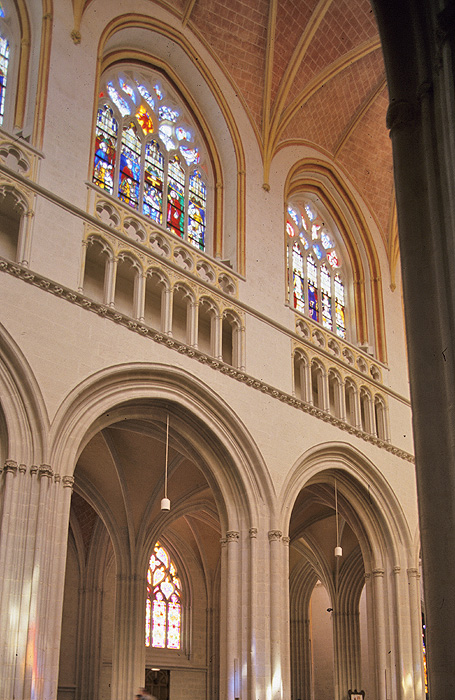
[111,572,146,700]
[219,537,228,700]
[269,531,284,700]
[18,207,34,267]
[281,537,291,700]
[225,531,240,700]
[0,462,73,700]
[162,287,172,336]
[213,313,223,360]
[372,568,387,700]
[407,568,425,698]
[373,2,455,697]
[248,528,258,700]
[135,272,146,321]
[105,256,117,307]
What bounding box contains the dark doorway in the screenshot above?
[145,668,170,700]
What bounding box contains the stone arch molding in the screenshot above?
[0,322,48,464]
[280,441,415,571]
[49,362,274,531]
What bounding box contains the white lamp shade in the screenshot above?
[334,545,343,557]
[161,497,170,511]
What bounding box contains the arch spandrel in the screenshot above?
[0,321,48,464]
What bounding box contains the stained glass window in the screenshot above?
[143,140,164,224]
[93,69,209,251]
[188,170,206,250]
[167,155,185,238]
[0,34,8,125]
[119,123,141,208]
[287,200,346,338]
[145,541,181,649]
[320,263,332,330]
[94,105,118,194]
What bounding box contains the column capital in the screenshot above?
[372,567,385,578]
[282,536,290,546]
[268,529,282,542]
[407,567,420,579]
[62,475,75,489]
[3,459,18,473]
[393,565,401,575]
[249,527,258,538]
[226,530,240,542]
[38,464,54,479]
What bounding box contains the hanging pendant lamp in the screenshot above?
[161,414,171,511]
[334,478,342,557]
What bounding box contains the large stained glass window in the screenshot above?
[0,33,9,125]
[145,542,182,650]
[93,69,208,251]
[287,201,346,339]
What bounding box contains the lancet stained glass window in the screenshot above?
[287,201,346,338]
[94,69,208,251]
[0,34,9,124]
[145,542,181,649]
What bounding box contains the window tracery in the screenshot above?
[287,200,346,339]
[94,69,209,252]
[145,542,182,649]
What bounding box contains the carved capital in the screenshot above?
[30,464,38,475]
[38,464,53,479]
[407,567,420,579]
[226,530,240,542]
[19,464,27,473]
[268,530,282,542]
[3,459,18,473]
[62,475,75,489]
[249,527,258,538]
[372,568,385,578]
[282,536,290,546]
[393,565,401,575]
[220,537,227,547]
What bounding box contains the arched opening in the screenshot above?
[198,298,216,355]
[83,238,111,303]
[0,187,26,262]
[172,285,192,343]
[115,255,140,317]
[144,270,166,329]
[58,406,223,700]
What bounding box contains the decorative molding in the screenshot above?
[249,527,258,538]
[268,530,282,542]
[393,565,401,575]
[0,256,415,463]
[282,536,290,546]
[226,530,240,542]
[219,537,227,547]
[372,568,385,578]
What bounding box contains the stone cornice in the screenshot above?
[0,257,415,464]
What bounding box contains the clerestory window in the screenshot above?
[287,200,346,339]
[93,68,210,252]
[0,4,11,127]
[145,541,182,649]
